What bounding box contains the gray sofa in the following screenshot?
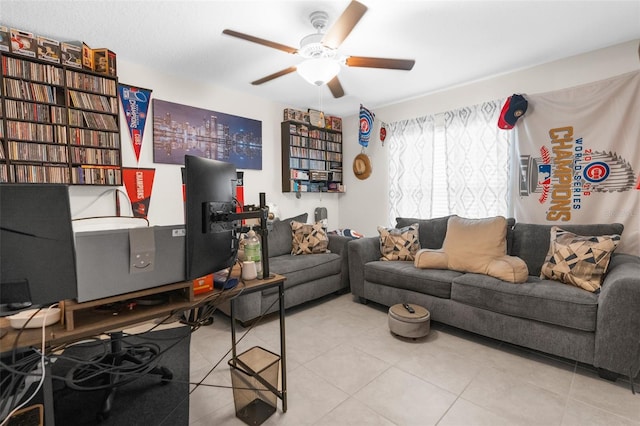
[348,215,640,380]
[220,213,350,324]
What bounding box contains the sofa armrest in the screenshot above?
[328,234,350,255]
[328,234,352,290]
[595,253,640,375]
[348,236,380,298]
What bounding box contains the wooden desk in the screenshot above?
[0,273,289,420]
[0,273,286,352]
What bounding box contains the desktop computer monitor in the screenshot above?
[0,184,78,310]
[184,155,238,280]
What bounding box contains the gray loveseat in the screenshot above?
[348,215,640,380]
[220,213,350,325]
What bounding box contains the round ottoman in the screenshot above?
[388,303,431,339]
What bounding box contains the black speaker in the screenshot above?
[0,279,32,314]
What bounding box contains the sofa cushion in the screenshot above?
[265,252,341,295]
[414,249,449,269]
[365,260,459,299]
[540,226,621,292]
[267,213,308,257]
[443,215,508,273]
[291,220,329,255]
[451,273,599,331]
[486,256,530,283]
[510,223,624,276]
[378,223,420,261]
[413,216,528,283]
[396,216,451,249]
[397,216,516,251]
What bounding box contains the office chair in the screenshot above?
[64,331,172,422]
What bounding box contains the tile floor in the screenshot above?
[187,293,640,426]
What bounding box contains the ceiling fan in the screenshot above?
[222,0,415,98]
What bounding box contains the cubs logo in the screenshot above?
[360,117,370,134]
[583,162,610,183]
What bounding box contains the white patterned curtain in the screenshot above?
[388,100,512,225]
[388,115,435,223]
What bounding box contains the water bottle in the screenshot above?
[244,228,262,277]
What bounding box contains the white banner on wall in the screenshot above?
[513,70,640,256]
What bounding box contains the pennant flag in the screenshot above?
[123,168,156,218]
[118,84,152,162]
[359,104,375,148]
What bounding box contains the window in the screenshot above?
[387,100,512,224]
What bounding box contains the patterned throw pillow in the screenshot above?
[291,220,329,255]
[378,224,420,261]
[540,226,621,292]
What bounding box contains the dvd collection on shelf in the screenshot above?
[281,115,344,193]
[1,44,122,185]
[2,25,117,76]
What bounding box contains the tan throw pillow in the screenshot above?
[443,215,508,274]
[487,255,529,283]
[378,224,420,261]
[414,249,449,269]
[413,215,528,283]
[291,220,329,255]
[540,226,621,292]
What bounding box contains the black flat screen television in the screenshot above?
[0,184,78,310]
[184,155,238,280]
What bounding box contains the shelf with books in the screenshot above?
[0,51,121,185]
[281,118,344,193]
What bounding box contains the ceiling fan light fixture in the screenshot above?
[297,58,340,86]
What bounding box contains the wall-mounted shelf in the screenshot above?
[0,52,122,185]
[280,120,343,193]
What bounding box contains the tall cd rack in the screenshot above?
[0,51,122,185]
[281,120,344,193]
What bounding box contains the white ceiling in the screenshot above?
[2,0,639,117]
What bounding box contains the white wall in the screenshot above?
[70,39,639,236]
[69,61,341,230]
[339,39,640,236]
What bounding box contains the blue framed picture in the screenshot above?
[152,99,262,170]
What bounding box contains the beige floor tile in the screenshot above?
[570,368,640,422]
[561,398,640,426]
[438,397,514,426]
[189,293,640,425]
[314,397,396,425]
[354,366,457,426]
[351,325,424,366]
[284,322,345,365]
[481,343,576,396]
[305,343,391,394]
[461,366,567,425]
[263,365,349,426]
[189,375,236,424]
[396,339,485,394]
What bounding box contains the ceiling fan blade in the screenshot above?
[346,56,415,70]
[251,66,297,85]
[223,29,298,54]
[321,1,368,50]
[327,76,345,98]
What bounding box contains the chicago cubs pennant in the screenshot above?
[359,104,375,148]
[118,84,152,163]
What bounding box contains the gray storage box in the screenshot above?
[74,225,186,302]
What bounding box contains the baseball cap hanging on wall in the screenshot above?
[498,94,528,129]
[354,104,375,180]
